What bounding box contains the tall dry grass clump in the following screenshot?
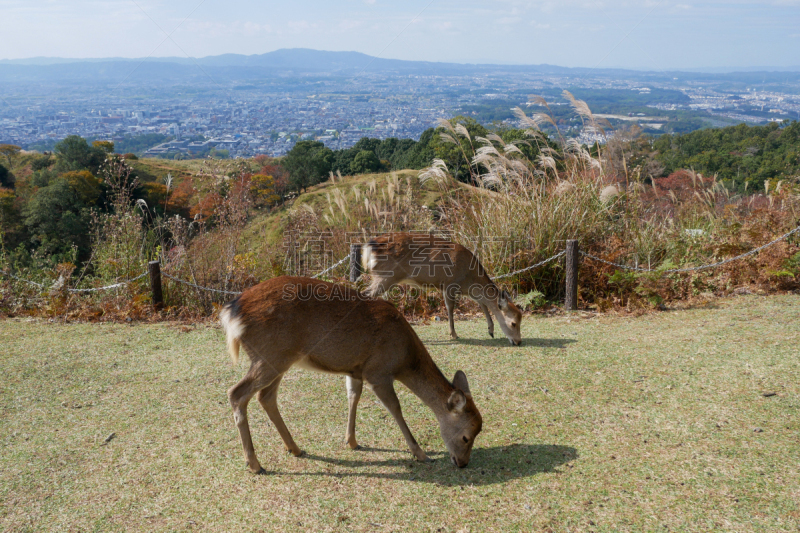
[91,158,150,282]
[280,172,433,277]
[421,92,616,295]
[420,91,800,306]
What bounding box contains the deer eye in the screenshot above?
[462,436,469,443]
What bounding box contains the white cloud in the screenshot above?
[287,20,317,32]
[434,20,454,31]
[338,19,363,31]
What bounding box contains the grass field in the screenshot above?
[1,295,798,532]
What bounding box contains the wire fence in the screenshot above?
[2,223,799,299]
[0,255,353,298]
[311,255,350,280]
[66,272,150,293]
[0,269,149,292]
[160,273,243,296]
[0,268,45,289]
[493,250,566,279]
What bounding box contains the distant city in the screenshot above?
[1,49,799,158]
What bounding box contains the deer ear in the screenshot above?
[499,290,510,310]
[453,370,471,396]
[447,390,467,412]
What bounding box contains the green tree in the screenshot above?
[394,128,435,170]
[30,154,53,171]
[349,150,382,175]
[382,138,417,169]
[332,148,357,175]
[0,187,23,254]
[351,138,381,153]
[0,163,13,188]
[283,141,333,192]
[61,170,103,206]
[331,138,381,175]
[0,144,21,167]
[22,178,93,261]
[54,135,107,174]
[375,138,399,161]
[92,140,115,154]
[652,120,800,192]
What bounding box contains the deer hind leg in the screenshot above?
[442,286,459,340]
[479,303,495,338]
[256,375,303,457]
[228,370,280,474]
[344,376,363,450]
[369,380,429,462]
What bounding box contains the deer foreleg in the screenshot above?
[479,303,494,338]
[370,381,429,462]
[344,376,363,449]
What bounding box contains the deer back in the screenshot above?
[363,232,491,288]
[222,276,424,376]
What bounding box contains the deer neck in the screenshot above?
[472,280,502,312]
[397,345,454,418]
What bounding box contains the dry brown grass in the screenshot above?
[1,293,798,531]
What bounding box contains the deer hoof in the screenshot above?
[489,331,494,338]
[254,467,267,475]
[289,449,305,458]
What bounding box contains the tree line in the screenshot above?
[2,118,798,277]
[652,120,800,191]
[281,116,551,191]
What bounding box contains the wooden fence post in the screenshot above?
[565,240,579,311]
[148,261,164,311]
[350,244,363,282]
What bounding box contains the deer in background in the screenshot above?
[220,276,482,474]
[362,232,523,346]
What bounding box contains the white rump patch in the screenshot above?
[362,244,377,271]
[220,307,245,364]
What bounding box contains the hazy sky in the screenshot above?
[2,0,799,69]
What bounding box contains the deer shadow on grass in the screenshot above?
[425,338,577,349]
[263,443,578,486]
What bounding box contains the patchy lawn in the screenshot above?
[1,294,798,532]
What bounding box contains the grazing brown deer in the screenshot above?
[362,232,523,345]
[220,276,482,474]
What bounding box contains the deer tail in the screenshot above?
[219,297,245,365]
[361,239,378,272]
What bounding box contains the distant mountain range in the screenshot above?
[1,48,799,86]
